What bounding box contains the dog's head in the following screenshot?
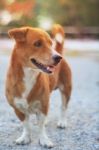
[8,27,62,74]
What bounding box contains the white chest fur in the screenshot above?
[22,67,39,98]
[14,67,39,113]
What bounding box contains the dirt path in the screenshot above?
[0,55,99,150]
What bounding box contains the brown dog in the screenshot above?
[6,25,72,148]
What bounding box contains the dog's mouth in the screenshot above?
[31,58,56,74]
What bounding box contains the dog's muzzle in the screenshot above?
[31,55,62,74]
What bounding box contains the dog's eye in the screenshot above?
[34,40,42,47]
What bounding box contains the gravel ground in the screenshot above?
[0,54,99,150]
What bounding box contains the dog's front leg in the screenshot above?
[37,113,53,148]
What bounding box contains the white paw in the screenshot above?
[39,137,54,148]
[15,135,31,145]
[57,120,67,129]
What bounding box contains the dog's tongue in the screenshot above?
[47,66,55,72]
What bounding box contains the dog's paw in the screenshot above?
[15,135,31,145]
[57,119,67,129]
[39,136,54,148]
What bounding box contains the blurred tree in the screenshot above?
[0,0,37,27]
[0,0,99,27]
[0,0,6,9]
[7,0,34,17]
[35,0,99,26]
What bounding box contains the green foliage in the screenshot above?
[7,16,38,27]
[35,0,99,26]
[0,0,99,27]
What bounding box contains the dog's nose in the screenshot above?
[53,55,62,64]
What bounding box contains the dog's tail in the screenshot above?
[51,24,65,55]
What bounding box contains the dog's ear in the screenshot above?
[8,28,28,42]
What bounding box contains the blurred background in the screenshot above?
[0,0,99,53]
[0,0,99,37]
[0,0,99,54]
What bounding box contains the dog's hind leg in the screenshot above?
[57,90,70,128]
[57,60,72,128]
